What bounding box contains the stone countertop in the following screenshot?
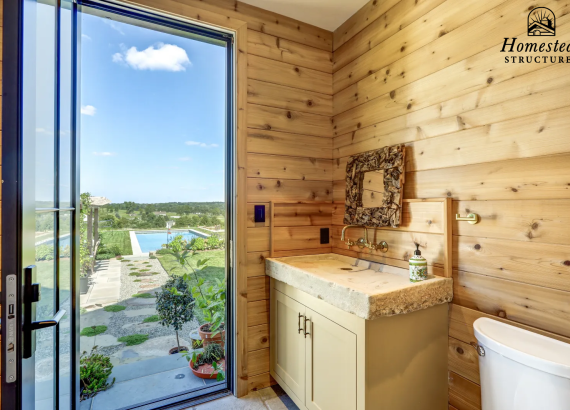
[266,254,453,320]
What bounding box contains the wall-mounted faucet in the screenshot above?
[341,225,388,252]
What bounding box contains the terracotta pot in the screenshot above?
[189,356,225,380]
[199,323,225,347]
[169,346,188,355]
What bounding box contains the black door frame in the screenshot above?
[2,0,236,408]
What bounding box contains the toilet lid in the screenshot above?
[474,317,570,379]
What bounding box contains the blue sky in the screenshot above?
[80,13,227,203]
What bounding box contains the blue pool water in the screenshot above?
[136,231,203,253]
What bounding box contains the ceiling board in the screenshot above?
[240,0,369,32]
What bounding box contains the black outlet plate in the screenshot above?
[320,228,330,244]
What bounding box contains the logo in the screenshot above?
[528,7,555,36]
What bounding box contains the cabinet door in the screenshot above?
[271,290,306,402]
[305,308,357,410]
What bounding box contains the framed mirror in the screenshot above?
[343,144,406,228]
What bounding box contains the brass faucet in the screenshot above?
[364,227,389,253]
[341,225,361,248]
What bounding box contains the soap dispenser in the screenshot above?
[409,244,428,282]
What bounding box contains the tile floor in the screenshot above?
[188,385,299,410]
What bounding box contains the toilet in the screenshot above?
[473,318,570,410]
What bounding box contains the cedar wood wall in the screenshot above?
[4,0,570,406]
[332,0,570,409]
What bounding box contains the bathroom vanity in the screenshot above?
[266,254,453,410]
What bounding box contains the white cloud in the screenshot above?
[93,152,116,157]
[81,105,97,116]
[178,157,192,161]
[82,34,92,41]
[185,141,219,148]
[103,19,125,35]
[112,43,191,72]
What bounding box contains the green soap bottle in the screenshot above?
[409,244,428,282]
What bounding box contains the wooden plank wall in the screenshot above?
[332,0,570,408]
[244,3,334,386]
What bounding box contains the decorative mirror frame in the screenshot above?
[343,144,406,228]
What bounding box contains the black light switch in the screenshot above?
[320,228,330,244]
[254,205,266,223]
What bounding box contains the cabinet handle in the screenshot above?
[304,317,311,338]
[298,313,304,334]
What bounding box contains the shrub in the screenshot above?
[132,293,154,298]
[191,237,205,251]
[156,275,195,352]
[149,255,157,260]
[118,334,148,346]
[96,253,114,260]
[156,248,171,255]
[36,244,55,261]
[142,315,160,323]
[104,305,125,313]
[80,326,107,337]
[206,235,220,249]
[80,347,115,399]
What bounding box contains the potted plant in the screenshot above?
[156,275,194,354]
[194,276,226,347]
[80,272,89,295]
[167,247,226,347]
[80,346,116,400]
[186,343,225,381]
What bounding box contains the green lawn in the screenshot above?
[36,258,71,319]
[157,250,226,324]
[99,230,133,256]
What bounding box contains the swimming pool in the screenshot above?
[135,231,205,253]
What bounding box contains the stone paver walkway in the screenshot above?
[82,259,122,306]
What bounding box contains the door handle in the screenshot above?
[304,317,311,338]
[298,313,304,334]
[23,266,66,359]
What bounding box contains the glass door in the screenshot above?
[2,0,79,409]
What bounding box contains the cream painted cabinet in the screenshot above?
[270,278,449,410]
[272,289,307,402]
[271,288,358,410]
[305,308,357,410]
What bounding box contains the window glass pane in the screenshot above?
[34,211,56,409]
[59,211,73,409]
[23,0,56,208]
[60,0,73,209]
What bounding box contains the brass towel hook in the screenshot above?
[455,213,480,225]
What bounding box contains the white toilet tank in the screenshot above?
[473,317,570,410]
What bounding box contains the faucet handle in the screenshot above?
[345,239,355,249]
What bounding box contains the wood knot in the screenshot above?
[511,187,518,192]
[294,67,300,73]
[306,99,313,107]
[406,103,412,110]
[390,90,396,99]
[456,347,464,355]
[474,244,481,250]
[400,45,406,52]
[487,77,493,84]
[286,111,292,119]
[261,337,268,343]
[446,191,452,197]
[276,180,281,187]
[498,310,506,318]
[564,260,570,267]
[386,69,390,75]
[531,222,539,230]
[357,122,361,128]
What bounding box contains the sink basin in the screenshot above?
[266,253,453,319]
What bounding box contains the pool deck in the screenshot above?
[129,230,146,256]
